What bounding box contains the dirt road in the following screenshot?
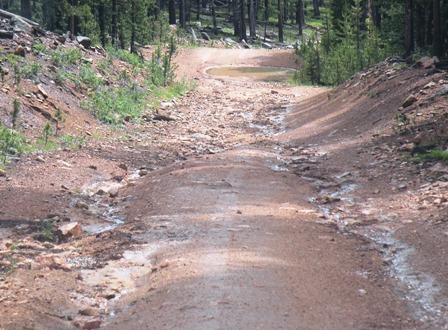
[2,48,447,329]
[100,49,420,329]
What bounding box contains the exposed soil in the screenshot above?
[1,46,447,329]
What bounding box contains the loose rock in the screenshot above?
[57,222,82,238]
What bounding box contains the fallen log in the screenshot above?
[0,30,13,39]
[0,9,40,35]
[0,9,40,27]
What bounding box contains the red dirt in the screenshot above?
[0,47,447,329]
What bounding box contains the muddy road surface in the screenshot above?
[2,48,446,329]
[102,49,421,329]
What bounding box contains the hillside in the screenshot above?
[0,22,447,329]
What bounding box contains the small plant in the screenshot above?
[11,99,20,129]
[78,64,103,90]
[54,108,64,135]
[50,48,81,66]
[41,220,55,242]
[1,65,6,83]
[21,61,43,79]
[428,150,448,161]
[42,122,53,145]
[55,68,70,84]
[0,123,25,164]
[106,45,143,68]
[11,59,22,85]
[32,42,47,55]
[393,113,415,134]
[60,134,86,148]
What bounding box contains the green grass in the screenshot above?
[60,134,87,148]
[424,150,448,161]
[50,48,81,66]
[21,61,43,79]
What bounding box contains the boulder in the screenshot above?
[402,94,417,108]
[262,42,272,49]
[435,84,448,96]
[201,32,211,41]
[415,56,439,69]
[13,45,25,56]
[57,222,82,239]
[76,36,92,49]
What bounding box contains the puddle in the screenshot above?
[206,66,294,82]
[366,229,448,326]
[310,178,448,326]
[81,244,159,297]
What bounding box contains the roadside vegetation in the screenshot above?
[0,35,192,164]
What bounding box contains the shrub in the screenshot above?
[0,124,25,164]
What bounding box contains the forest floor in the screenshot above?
[0,46,448,329]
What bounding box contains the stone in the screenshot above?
[402,95,417,108]
[75,201,89,210]
[397,143,415,152]
[36,156,45,162]
[429,163,448,173]
[415,56,437,69]
[224,38,236,44]
[0,169,6,177]
[77,36,92,49]
[109,189,119,198]
[83,320,101,330]
[153,114,175,121]
[56,35,66,44]
[201,32,211,41]
[138,169,148,176]
[433,198,442,206]
[423,81,436,89]
[57,222,82,238]
[435,84,448,96]
[262,42,272,49]
[118,163,128,171]
[358,289,367,296]
[79,308,98,316]
[13,45,26,57]
[398,184,407,190]
[241,40,250,49]
[34,84,48,99]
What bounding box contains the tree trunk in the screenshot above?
[211,0,217,33]
[278,0,283,43]
[313,0,320,18]
[425,1,433,46]
[169,0,176,24]
[179,0,186,28]
[119,1,125,49]
[240,0,247,41]
[368,0,380,29]
[433,0,442,56]
[111,0,118,46]
[414,2,425,48]
[404,0,415,57]
[263,0,268,40]
[20,0,31,19]
[233,0,240,37]
[248,0,256,38]
[296,0,304,35]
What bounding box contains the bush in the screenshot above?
[0,124,25,164]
